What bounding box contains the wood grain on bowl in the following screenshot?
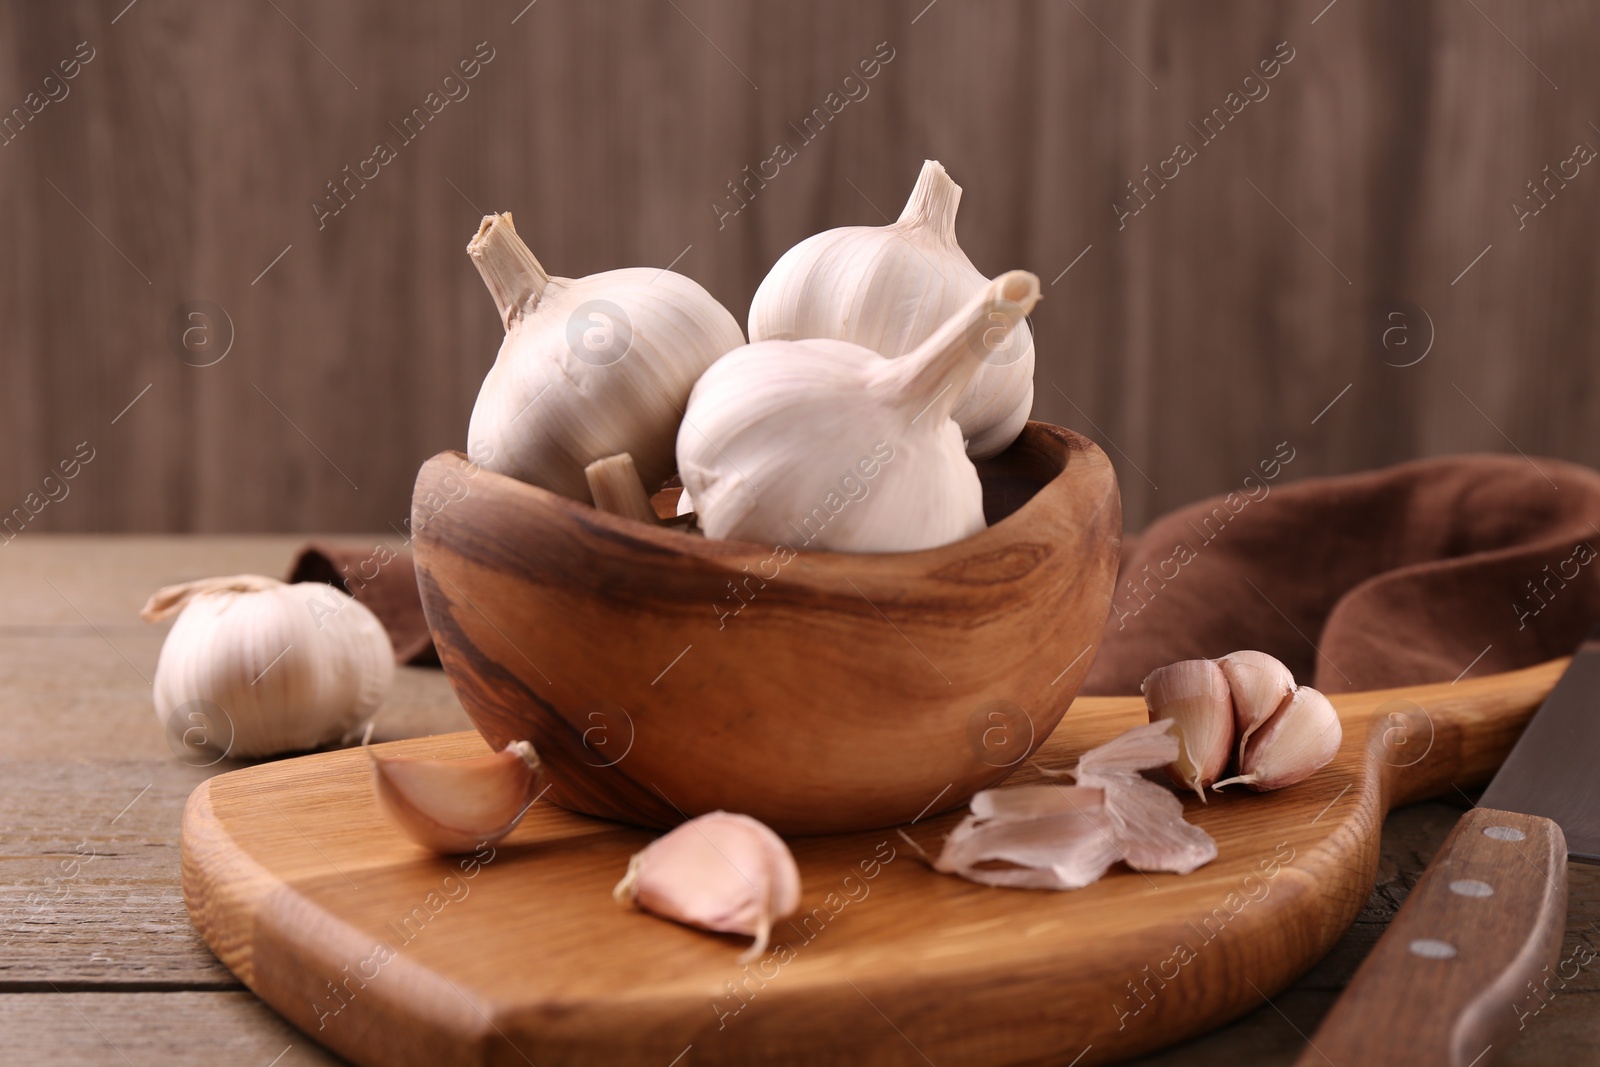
[410,423,1121,834]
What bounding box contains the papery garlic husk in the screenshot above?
[748,160,1034,459]
[369,739,543,853]
[936,720,1215,891]
[1217,650,1297,764]
[584,452,660,525]
[614,811,801,961]
[1141,659,1235,802]
[141,576,393,759]
[467,212,745,503]
[678,270,1040,553]
[1214,686,1343,792]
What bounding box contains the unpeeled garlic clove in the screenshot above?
[1216,650,1297,765]
[369,739,544,853]
[1214,686,1342,792]
[614,811,800,962]
[1141,659,1234,802]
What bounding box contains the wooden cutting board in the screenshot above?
[181,659,1564,1067]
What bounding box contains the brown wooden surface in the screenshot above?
[3,537,1598,1065]
[412,425,1121,834]
[3,1,1599,536]
[1301,807,1568,1067]
[183,659,1560,1065]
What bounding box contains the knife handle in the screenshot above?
[1296,807,1567,1067]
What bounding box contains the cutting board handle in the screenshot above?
[1358,659,1567,810]
[1295,807,1568,1066]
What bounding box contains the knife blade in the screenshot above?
[1296,626,1600,1066]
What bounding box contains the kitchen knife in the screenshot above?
[1296,626,1600,1067]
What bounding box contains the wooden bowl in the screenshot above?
[410,422,1121,835]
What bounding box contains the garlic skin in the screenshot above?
[369,739,543,853]
[467,213,745,503]
[748,160,1034,459]
[614,811,801,961]
[1216,650,1297,764]
[141,576,393,759]
[1141,659,1234,802]
[1214,686,1342,792]
[678,270,1041,553]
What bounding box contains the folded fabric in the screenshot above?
[287,542,438,665]
[288,454,1600,692]
[1083,454,1600,695]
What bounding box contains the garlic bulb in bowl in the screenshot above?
[747,160,1034,459]
[678,269,1041,553]
[467,212,745,503]
[141,575,394,759]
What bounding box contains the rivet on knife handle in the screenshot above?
[1294,807,1566,1067]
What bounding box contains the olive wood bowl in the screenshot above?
[410,422,1121,835]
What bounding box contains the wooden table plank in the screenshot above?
[1,536,1595,1063]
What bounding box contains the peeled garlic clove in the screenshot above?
[370,740,542,853]
[1140,659,1234,802]
[679,270,1040,553]
[748,160,1034,459]
[467,212,744,504]
[1214,686,1343,792]
[584,452,660,525]
[1217,650,1297,764]
[141,576,394,759]
[614,811,800,961]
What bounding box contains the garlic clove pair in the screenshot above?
[748,160,1035,459]
[467,212,745,505]
[141,575,394,760]
[368,738,544,853]
[1217,649,1297,764]
[1140,659,1234,802]
[1214,687,1342,792]
[678,269,1040,553]
[935,720,1217,890]
[614,811,801,962]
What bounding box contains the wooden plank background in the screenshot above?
[1,0,1596,535]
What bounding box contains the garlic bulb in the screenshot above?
[467,212,745,503]
[614,811,801,961]
[747,160,1034,459]
[141,576,393,759]
[369,738,543,853]
[678,270,1040,553]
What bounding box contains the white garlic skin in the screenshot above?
[679,271,1040,553]
[147,577,394,759]
[747,160,1034,459]
[467,213,745,503]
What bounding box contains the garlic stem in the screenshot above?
[584,452,661,525]
[140,574,285,621]
[879,269,1040,417]
[468,212,552,329]
[895,159,961,242]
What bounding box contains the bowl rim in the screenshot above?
[417,421,1111,567]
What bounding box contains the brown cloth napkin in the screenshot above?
[1082,454,1600,695]
[287,454,1600,690]
[287,542,438,665]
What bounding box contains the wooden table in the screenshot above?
[3,537,1595,1065]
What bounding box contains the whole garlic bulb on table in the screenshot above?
[678,269,1041,553]
[466,212,745,503]
[140,575,394,759]
[747,160,1035,459]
